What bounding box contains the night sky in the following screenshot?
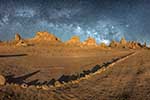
[0,0,150,44]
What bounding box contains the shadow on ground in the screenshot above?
[5,52,134,86]
[0,54,27,58]
[6,70,40,84]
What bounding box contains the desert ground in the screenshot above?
[0,32,149,100]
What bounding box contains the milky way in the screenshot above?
[0,0,150,44]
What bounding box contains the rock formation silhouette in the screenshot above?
[83,37,97,46]
[109,40,119,48]
[100,42,107,48]
[66,36,81,45]
[120,37,127,45]
[15,33,22,41]
[1,32,148,49]
[109,37,146,49]
[32,31,61,42]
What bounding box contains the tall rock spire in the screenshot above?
[66,36,80,44]
[120,37,127,45]
[15,33,22,41]
[83,37,97,46]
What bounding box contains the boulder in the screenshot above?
[0,75,6,85]
[21,83,28,88]
[54,81,62,87]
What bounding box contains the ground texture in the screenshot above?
[0,46,149,100]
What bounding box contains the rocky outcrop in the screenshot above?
[1,32,147,49]
[109,37,145,49]
[120,37,127,45]
[0,75,6,85]
[100,42,107,48]
[15,33,22,41]
[127,41,143,49]
[66,36,81,45]
[109,40,119,48]
[32,31,61,42]
[83,37,97,46]
[143,42,147,48]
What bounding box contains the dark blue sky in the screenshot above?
[0,0,150,44]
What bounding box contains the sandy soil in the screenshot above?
[55,50,150,100]
[0,46,132,82]
[0,44,149,100]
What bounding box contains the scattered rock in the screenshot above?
[21,83,28,88]
[0,75,6,85]
[41,85,49,90]
[54,81,62,87]
[36,85,41,89]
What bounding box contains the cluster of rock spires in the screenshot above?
[109,37,147,49]
[32,31,61,42]
[14,32,61,47]
[83,37,97,46]
[0,31,148,49]
[65,36,97,47]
